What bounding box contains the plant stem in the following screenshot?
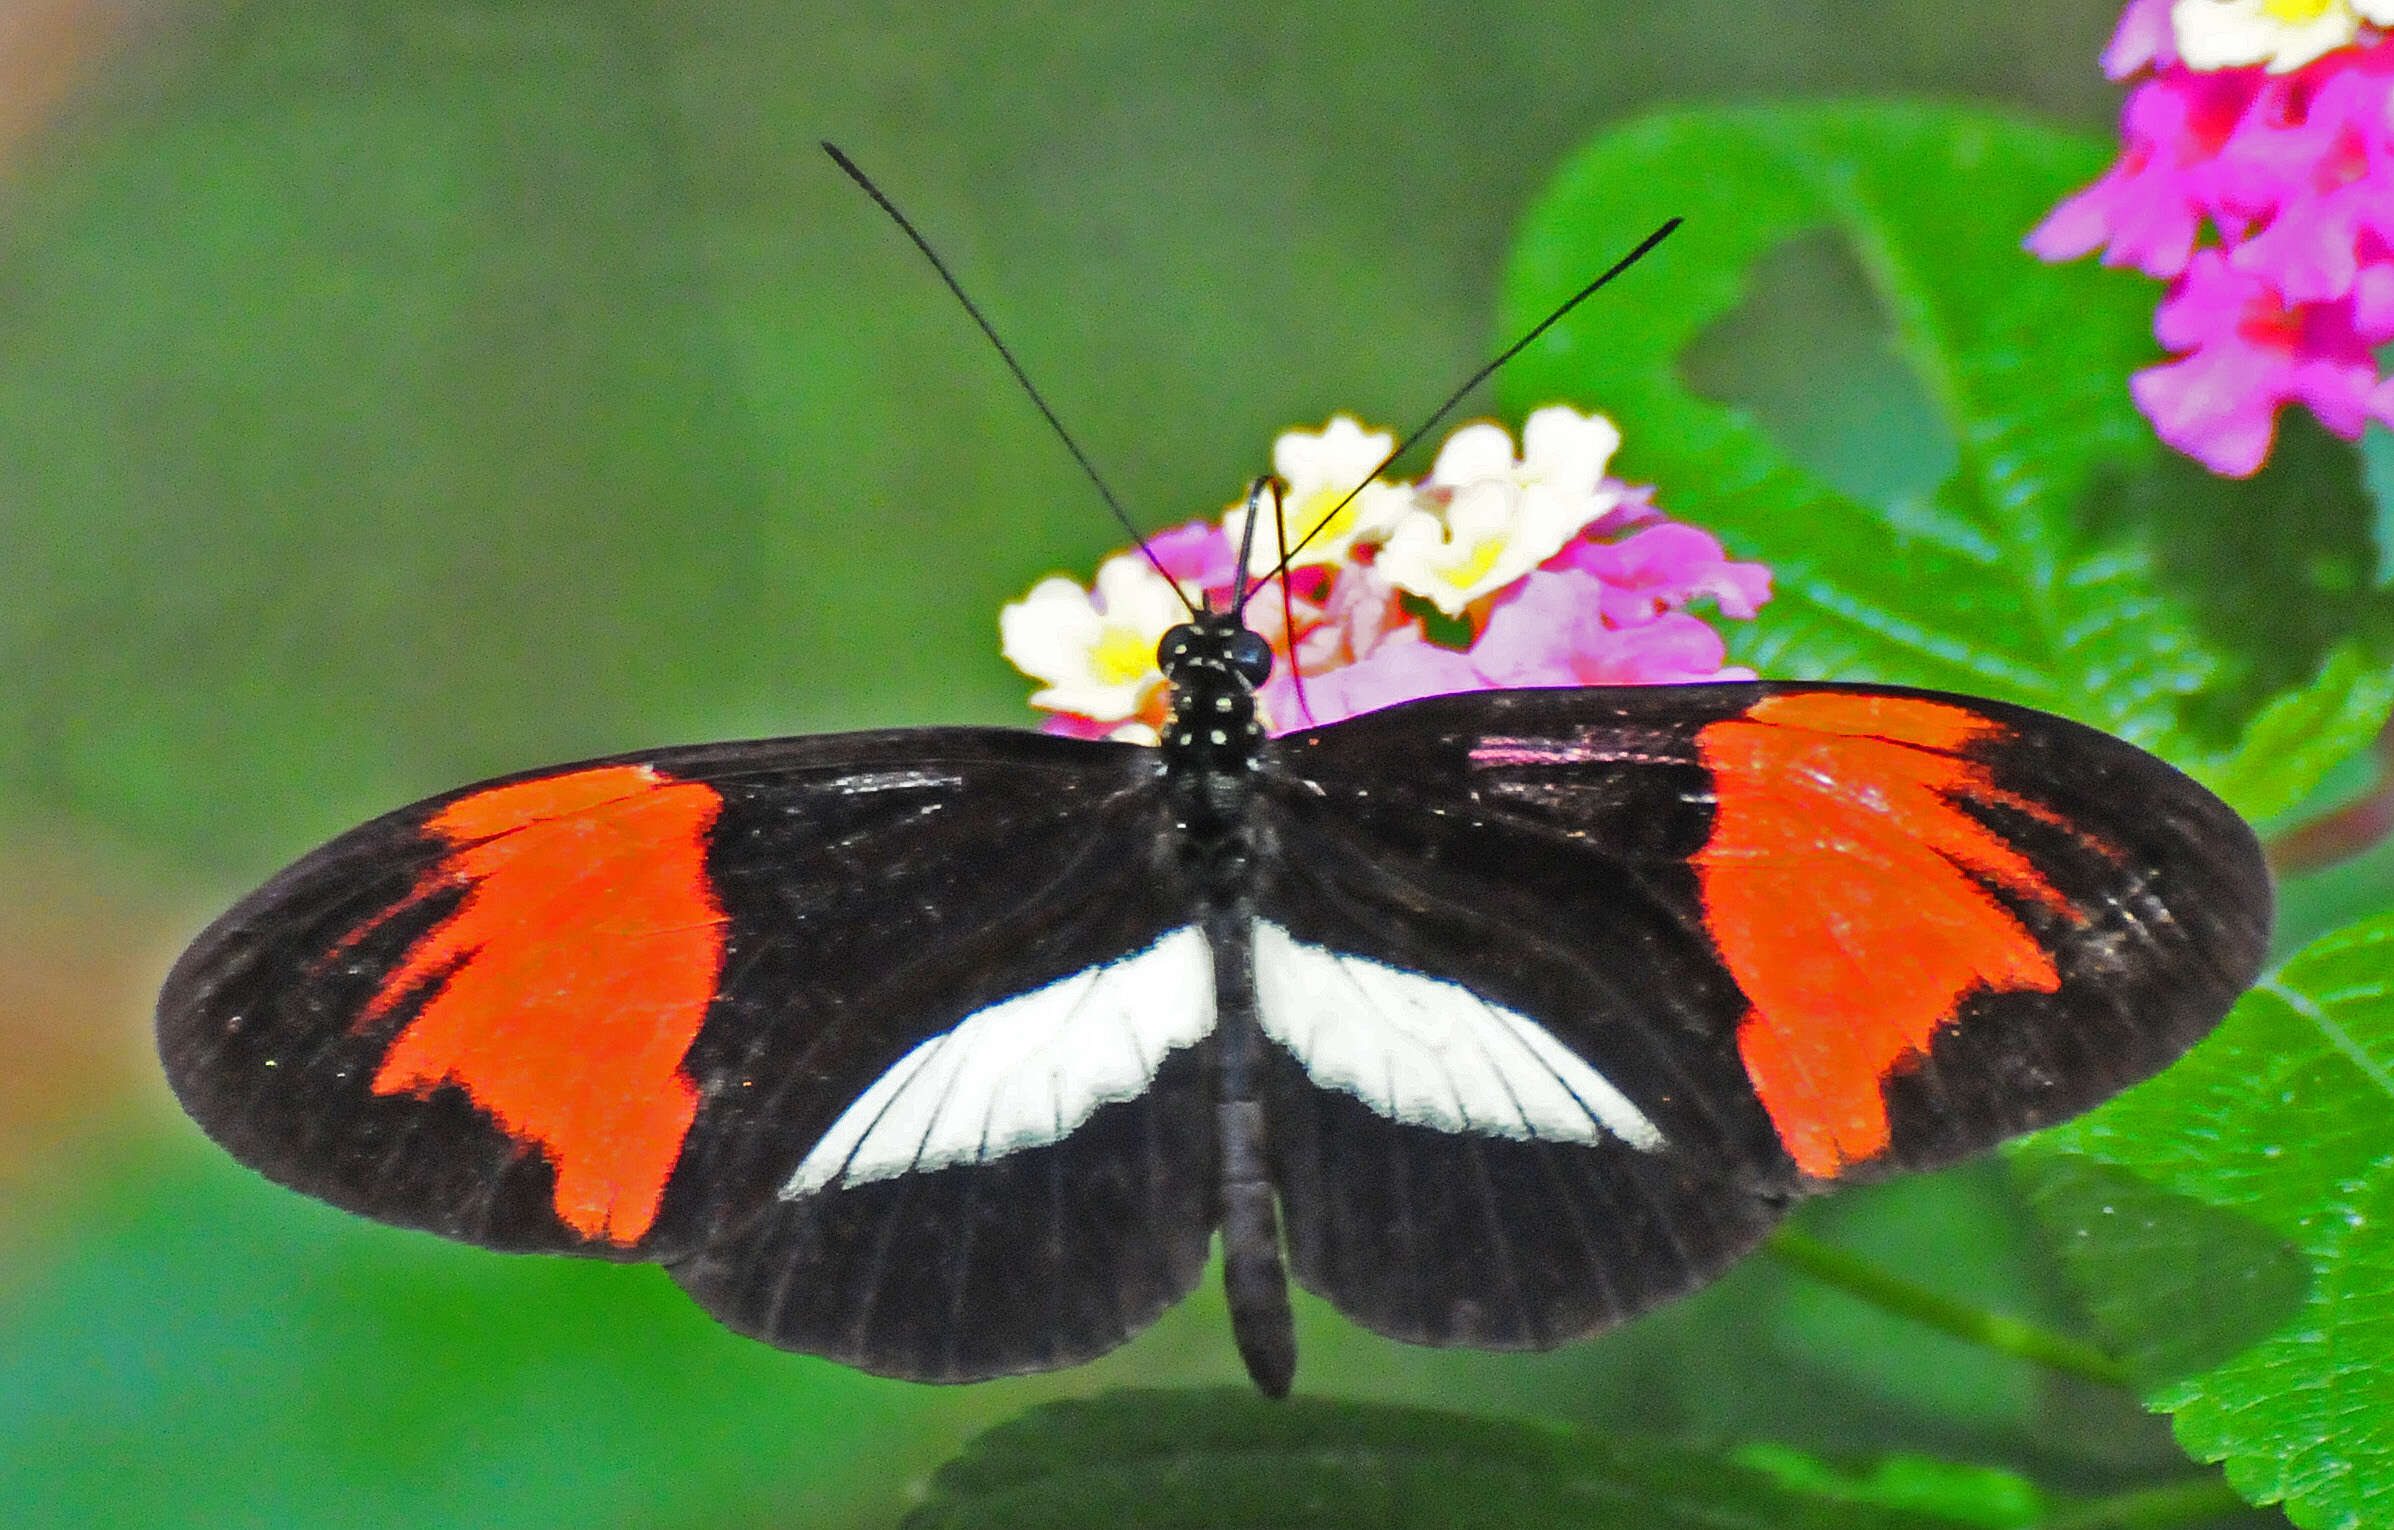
[1763,1228,2134,1390]
[2040,1473,2252,1530]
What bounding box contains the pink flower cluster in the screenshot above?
[2030,0,2394,475]
[1002,411,1772,740]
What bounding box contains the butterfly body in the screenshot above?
[157,595,2270,1396]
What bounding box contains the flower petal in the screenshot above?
[1427,422,1518,486]
[1266,631,1485,729]
[2132,247,2385,474]
[1146,519,1238,593]
[999,554,1187,722]
[1519,406,1622,497]
[2173,0,2361,74]
[1273,415,1395,492]
[1474,570,1736,687]
[1551,522,1774,622]
[2107,0,2182,76]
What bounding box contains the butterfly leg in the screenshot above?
[1210,908,1297,1396]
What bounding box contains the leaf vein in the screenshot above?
[2259,976,2394,1106]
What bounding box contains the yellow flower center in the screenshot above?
[1092,624,1155,686]
[2263,0,2339,23]
[1441,536,1506,590]
[1292,486,1354,550]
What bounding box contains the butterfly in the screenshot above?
[155,643,2270,1397]
[153,150,2274,1399]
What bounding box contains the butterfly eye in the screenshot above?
[1157,624,1202,677]
[1228,629,1273,689]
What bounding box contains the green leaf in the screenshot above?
[2097,411,2393,744]
[1766,1167,2098,1429]
[1505,106,2394,1522]
[1501,104,2212,754]
[1730,1443,2045,1529]
[906,1390,2020,1530]
[2192,645,2394,827]
[2013,913,2394,1530]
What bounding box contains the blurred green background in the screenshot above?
[0,3,2242,1527]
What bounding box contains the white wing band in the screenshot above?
[1252,919,1663,1150]
[783,926,1216,1196]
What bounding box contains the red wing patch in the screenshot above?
[349,764,727,1244]
[1695,693,2078,1179]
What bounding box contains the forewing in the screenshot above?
[159,728,1219,1380]
[1254,681,2269,1347]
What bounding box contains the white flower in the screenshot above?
[1223,415,1413,574]
[999,553,1187,721]
[1518,405,1623,496]
[1425,407,1624,504]
[1425,421,1518,487]
[1379,407,1625,615]
[2173,0,2386,72]
[1375,483,1556,615]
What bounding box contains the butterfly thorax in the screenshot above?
[1157,612,1270,884]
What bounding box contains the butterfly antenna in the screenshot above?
[1228,475,1270,616]
[1270,478,1317,726]
[823,142,1193,612]
[1262,216,1684,580]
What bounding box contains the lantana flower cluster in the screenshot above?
[2031,0,2394,476]
[1000,408,1772,741]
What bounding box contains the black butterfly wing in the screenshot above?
[1250,691,1792,1350]
[1250,680,2270,1350]
[158,728,1220,1381]
[160,677,2273,1381]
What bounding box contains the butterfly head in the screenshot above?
[1157,612,1271,767]
[1159,613,1272,691]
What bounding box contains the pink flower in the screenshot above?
[2025,69,2266,277]
[1473,571,1743,688]
[2130,248,2386,475]
[1003,412,1773,735]
[1038,711,1124,741]
[2222,47,2394,302]
[2355,259,2394,330]
[2104,0,2180,78]
[2033,7,2394,475]
[1145,519,1238,593]
[1285,562,1411,674]
[1547,523,1773,624]
[1264,631,1486,729]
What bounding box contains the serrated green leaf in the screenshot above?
[2013,1157,2311,1394]
[1501,104,2217,756]
[2014,914,2394,1530]
[906,1390,2010,1530]
[2193,646,2394,827]
[2098,411,2394,743]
